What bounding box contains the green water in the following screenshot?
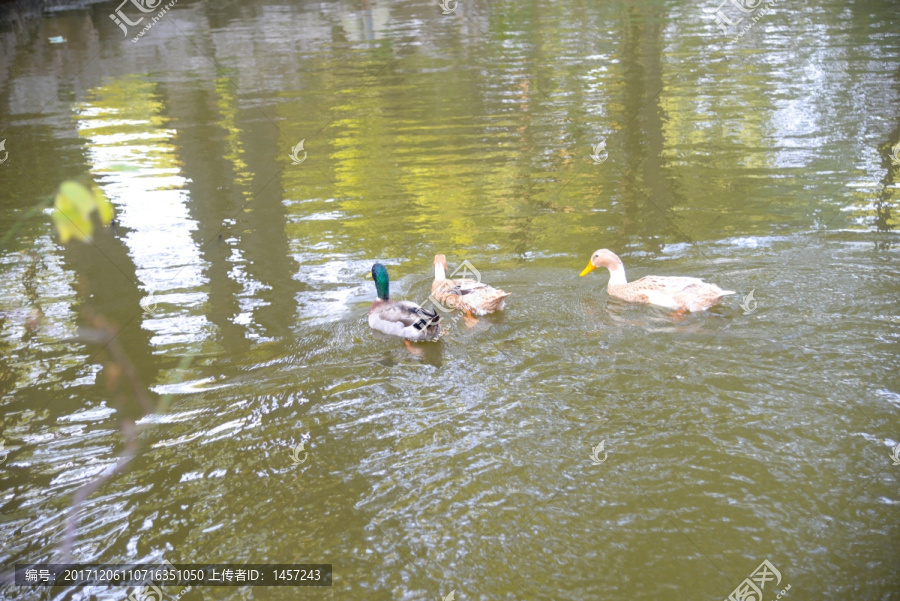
[0,0,898,599]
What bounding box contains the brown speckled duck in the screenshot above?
[431,254,509,326]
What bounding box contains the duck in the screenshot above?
[431,254,509,326]
[368,263,442,341]
[579,249,735,312]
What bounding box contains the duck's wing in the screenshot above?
[627,276,707,294]
[439,278,511,298]
[634,276,734,297]
[432,278,510,314]
[617,276,703,307]
[434,277,489,296]
[386,301,441,329]
[369,300,442,339]
[624,276,734,309]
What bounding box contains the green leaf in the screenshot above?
[92,185,115,225]
[50,180,114,243]
[58,181,96,218]
[52,194,94,242]
[50,209,73,243]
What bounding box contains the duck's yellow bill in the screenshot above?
[580,262,596,277]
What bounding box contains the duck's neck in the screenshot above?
[374,275,390,300]
[606,261,627,287]
[434,263,447,281]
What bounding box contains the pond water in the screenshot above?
[0,0,898,599]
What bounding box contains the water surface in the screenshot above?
[0,0,898,599]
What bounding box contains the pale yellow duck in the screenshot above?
[431,254,509,325]
[580,249,735,312]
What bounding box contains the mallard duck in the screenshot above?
[431,254,509,324]
[368,263,442,341]
[579,249,735,312]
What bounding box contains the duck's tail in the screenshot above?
[483,292,510,313]
[474,288,510,314]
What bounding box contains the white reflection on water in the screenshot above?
[75,76,209,348]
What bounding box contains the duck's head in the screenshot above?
[580,249,623,276]
[371,263,390,300]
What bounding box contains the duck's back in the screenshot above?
[369,300,442,340]
[613,276,733,311]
